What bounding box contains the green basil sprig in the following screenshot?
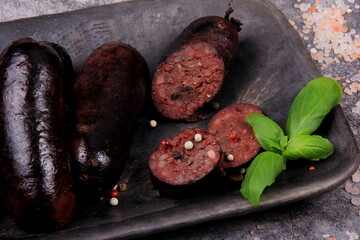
[283,135,334,161]
[240,77,343,206]
[286,77,343,139]
[240,152,285,206]
[246,114,285,153]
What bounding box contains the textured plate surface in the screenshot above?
[0,0,359,239]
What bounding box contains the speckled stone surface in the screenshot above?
[0,1,359,239]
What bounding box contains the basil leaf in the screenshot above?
[240,151,285,206]
[246,113,285,153]
[283,135,333,160]
[286,77,343,139]
[280,136,288,150]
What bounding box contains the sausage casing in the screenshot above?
[0,38,76,231]
[72,42,149,200]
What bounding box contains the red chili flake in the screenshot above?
[240,129,248,134]
[160,139,170,149]
[229,132,238,142]
[309,166,315,171]
[110,189,119,198]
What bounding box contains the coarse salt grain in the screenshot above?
[300,3,311,12]
[303,29,311,34]
[348,232,359,240]
[351,187,359,195]
[256,225,265,230]
[351,197,360,206]
[344,88,353,95]
[345,181,353,193]
[352,172,360,182]
[310,48,317,53]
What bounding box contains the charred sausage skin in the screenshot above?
[72,42,148,200]
[152,13,241,121]
[0,38,76,232]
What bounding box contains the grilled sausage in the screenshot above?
[149,128,222,197]
[0,38,76,232]
[71,42,148,201]
[152,9,241,121]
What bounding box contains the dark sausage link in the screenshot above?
[72,42,148,201]
[40,41,76,136]
[0,38,76,232]
[152,12,241,121]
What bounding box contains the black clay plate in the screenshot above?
[0,0,359,239]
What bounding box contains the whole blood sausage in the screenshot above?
[207,103,264,171]
[149,128,222,197]
[0,38,76,231]
[41,41,76,134]
[72,42,148,200]
[152,10,242,121]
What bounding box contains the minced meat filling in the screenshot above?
[149,129,221,186]
[152,42,225,120]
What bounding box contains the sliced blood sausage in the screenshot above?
[0,38,76,232]
[72,42,148,200]
[149,128,222,197]
[152,11,242,121]
[207,103,264,170]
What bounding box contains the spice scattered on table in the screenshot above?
[352,172,360,182]
[346,231,359,240]
[290,0,360,102]
[256,224,265,230]
[350,196,360,206]
[345,181,353,192]
[109,197,119,206]
[149,120,157,128]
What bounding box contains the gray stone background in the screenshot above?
[0,0,359,239]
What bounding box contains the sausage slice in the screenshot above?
[207,103,264,170]
[149,128,222,197]
[152,12,241,121]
